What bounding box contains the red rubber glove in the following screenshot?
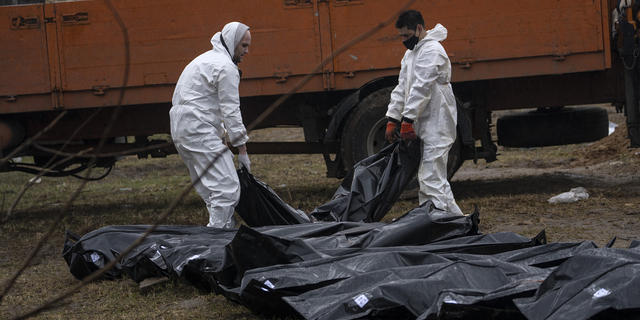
[385,122,397,143]
[400,122,417,143]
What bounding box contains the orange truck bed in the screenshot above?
[1,0,614,109]
[0,0,625,177]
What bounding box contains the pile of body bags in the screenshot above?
[63,141,640,320]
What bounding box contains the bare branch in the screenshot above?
[8,152,223,320]
[3,107,104,222]
[2,0,419,317]
[2,148,93,223]
[0,0,130,308]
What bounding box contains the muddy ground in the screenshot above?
[448,108,640,248]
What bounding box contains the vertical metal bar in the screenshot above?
[315,0,334,90]
[44,3,63,109]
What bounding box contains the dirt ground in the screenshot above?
[1,106,638,319]
[449,108,640,248]
[245,106,640,248]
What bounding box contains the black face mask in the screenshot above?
[402,28,421,50]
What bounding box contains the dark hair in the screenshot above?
[395,9,425,31]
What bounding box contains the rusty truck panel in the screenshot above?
[329,0,611,82]
[2,0,633,179]
[52,0,324,96]
[1,0,613,113]
[0,4,50,96]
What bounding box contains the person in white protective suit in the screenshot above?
[385,10,463,215]
[169,22,252,228]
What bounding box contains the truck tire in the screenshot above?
[341,87,393,170]
[497,106,609,148]
[340,87,464,198]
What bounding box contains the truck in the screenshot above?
[1,0,638,180]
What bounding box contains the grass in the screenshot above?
[0,152,345,320]
[2,117,640,318]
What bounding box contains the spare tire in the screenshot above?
[497,106,609,148]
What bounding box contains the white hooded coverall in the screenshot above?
[386,23,463,215]
[169,22,250,228]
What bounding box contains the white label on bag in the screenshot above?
[354,294,369,308]
[593,288,611,299]
[91,252,100,263]
[264,280,275,289]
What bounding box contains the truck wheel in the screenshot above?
[341,87,393,169]
[340,87,464,199]
[497,106,609,148]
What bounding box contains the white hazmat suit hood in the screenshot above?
[212,22,250,62]
[170,22,251,228]
[386,23,463,215]
[423,23,447,42]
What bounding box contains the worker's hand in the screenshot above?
[238,153,251,173]
[385,121,398,143]
[400,122,417,143]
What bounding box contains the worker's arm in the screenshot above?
[386,52,410,122]
[217,63,249,147]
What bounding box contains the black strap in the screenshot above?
[401,117,414,124]
[220,35,242,78]
[220,35,232,57]
[617,0,623,14]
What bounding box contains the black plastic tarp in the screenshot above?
[62,225,239,292]
[513,247,640,320]
[235,167,311,226]
[238,250,551,319]
[62,204,480,296]
[281,259,545,320]
[62,217,640,319]
[61,138,640,319]
[310,140,421,222]
[227,202,480,277]
[417,274,547,320]
[235,140,419,226]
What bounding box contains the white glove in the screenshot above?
[238,153,251,173]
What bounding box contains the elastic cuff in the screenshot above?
[400,122,414,130]
[401,117,414,124]
[387,117,400,124]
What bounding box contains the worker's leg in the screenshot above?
[170,106,240,228]
[417,144,463,215]
[180,148,240,228]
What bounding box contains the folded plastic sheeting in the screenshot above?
[62,215,640,319]
[62,226,239,292]
[235,167,311,226]
[514,247,640,320]
[310,140,421,222]
[282,259,544,320]
[228,203,480,277]
[235,139,418,227]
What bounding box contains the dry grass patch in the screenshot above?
[2,116,639,318]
